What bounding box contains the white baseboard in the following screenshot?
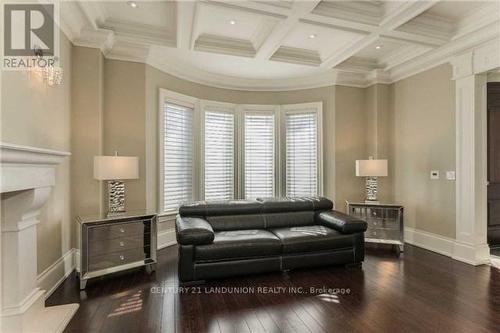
[37,249,76,300]
[491,256,500,269]
[404,227,492,266]
[404,227,455,257]
[158,228,176,250]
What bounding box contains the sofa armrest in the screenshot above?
[175,216,215,245]
[315,210,367,234]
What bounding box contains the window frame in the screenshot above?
[280,102,324,197]
[239,104,280,199]
[158,89,200,216]
[200,99,238,201]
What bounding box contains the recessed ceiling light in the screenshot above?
[309,34,316,39]
[127,1,138,8]
[229,20,236,25]
[375,45,382,50]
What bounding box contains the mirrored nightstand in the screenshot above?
[76,211,157,289]
[346,201,404,256]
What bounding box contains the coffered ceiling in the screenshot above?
[61,0,500,90]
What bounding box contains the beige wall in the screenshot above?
[365,84,392,202]
[1,31,73,273]
[390,64,456,238]
[71,46,105,232]
[103,60,147,212]
[335,86,369,209]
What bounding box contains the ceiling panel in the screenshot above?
[354,37,406,61]
[195,3,279,47]
[101,1,176,30]
[424,1,487,21]
[280,21,367,61]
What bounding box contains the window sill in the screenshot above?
[157,210,178,219]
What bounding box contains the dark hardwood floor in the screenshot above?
[47,245,500,333]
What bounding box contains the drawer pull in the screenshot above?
[119,241,125,247]
[119,228,125,233]
[119,255,125,261]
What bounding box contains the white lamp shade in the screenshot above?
[356,159,388,177]
[94,156,139,180]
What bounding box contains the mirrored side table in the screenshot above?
[346,201,404,256]
[76,211,157,289]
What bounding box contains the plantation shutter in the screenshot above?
[244,113,275,199]
[204,109,235,201]
[163,102,194,211]
[285,110,318,196]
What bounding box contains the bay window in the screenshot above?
[159,88,322,214]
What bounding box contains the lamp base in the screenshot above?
[365,176,378,202]
[108,180,126,214]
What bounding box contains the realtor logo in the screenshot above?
[3,3,59,70]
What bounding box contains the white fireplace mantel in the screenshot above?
[0,142,78,333]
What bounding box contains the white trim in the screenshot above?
[491,256,500,270]
[404,227,491,266]
[404,227,455,257]
[158,89,199,215]
[200,99,238,200]
[450,45,494,266]
[158,229,177,250]
[36,249,76,300]
[0,142,70,165]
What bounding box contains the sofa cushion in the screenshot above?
[195,229,281,261]
[263,211,315,228]
[257,197,334,213]
[270,225,353,254]
[179,200,262,217]
[207,214,265,231]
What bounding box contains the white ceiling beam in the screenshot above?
[255,1,321,60]
[176,1,197,50]
[203,0,290,19]
[320,34,380,69]
[380,0,440,31]
[383,30,447,47]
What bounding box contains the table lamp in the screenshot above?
[356,157,388,203]
[94,153,139,215]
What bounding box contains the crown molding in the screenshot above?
[148,53,374,90]
[73,27,114,53]
[105,39,150,63]
[102,18,176,48]
[389,21,499,83]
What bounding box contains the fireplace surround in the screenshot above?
[0,143,78,332]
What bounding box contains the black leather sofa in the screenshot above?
[175,197,367,283]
